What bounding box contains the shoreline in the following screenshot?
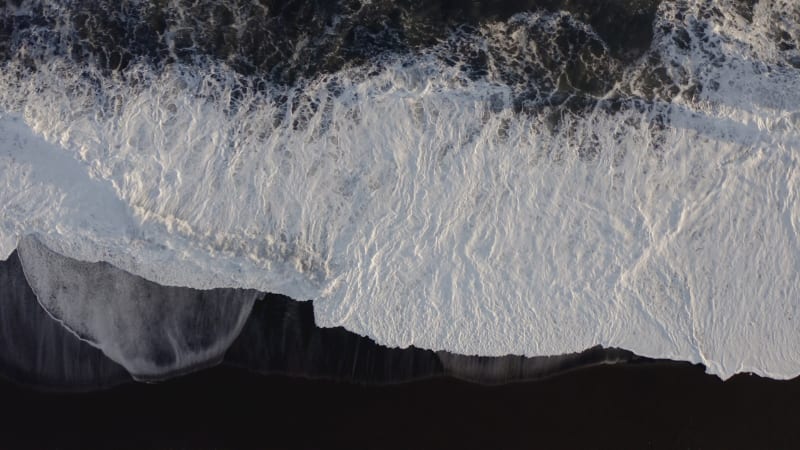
[3,247,800,449]
[0,249,718,390]
[0,250,782,390]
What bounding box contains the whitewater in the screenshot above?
[1,0,800,380]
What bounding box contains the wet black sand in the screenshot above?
[1,360,799,449]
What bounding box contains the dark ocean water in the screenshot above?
[0,0,677,121]
[1,0,661,77]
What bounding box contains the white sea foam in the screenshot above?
[1,0,800,379]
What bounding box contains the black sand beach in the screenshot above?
[3,249,800,449]
[2,251,800,449]
[1,360,799,449]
